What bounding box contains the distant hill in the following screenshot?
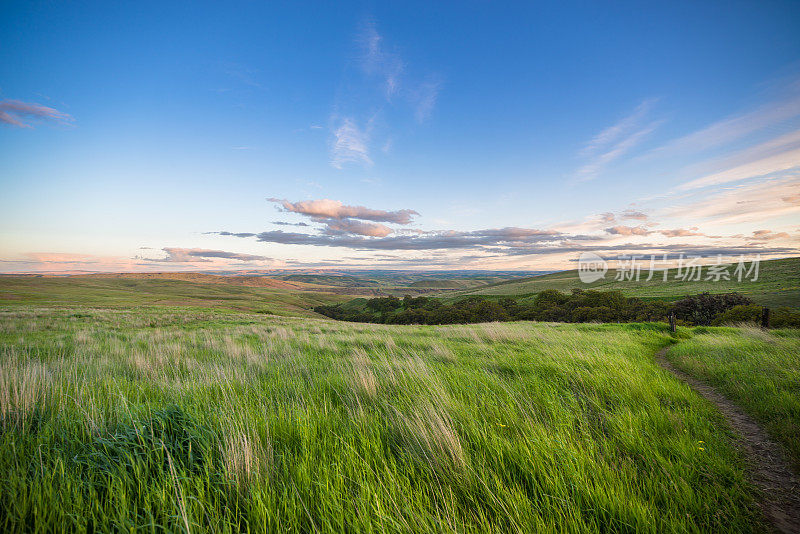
[450,257,800,308]
[281,274,381,287]
[0,275,349,316]
[72,272,317,290]
[408,279,468,289]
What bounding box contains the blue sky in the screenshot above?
[1,1,799,272]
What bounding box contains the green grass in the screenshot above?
[666,326,800,469]
[0,276,349,316]
[0,306,769,532]
[454,257,800,308]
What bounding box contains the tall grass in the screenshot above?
[666,325,800,468]
[0,308,766,532]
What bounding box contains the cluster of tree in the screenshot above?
[711,304,800,328]
[671,292,752,325]
[315,290,800,327]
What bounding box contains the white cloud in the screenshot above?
[576,119,661,182]
[580,99,656,157]
[360,22,404,99]
[653,87,800,156]
[412,77,441,123]
[677,147,800,191]
[666,174,800,225]
[676,129,800,190]
[330,117,372,169]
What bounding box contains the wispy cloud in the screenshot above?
[223,64,262,89]
[411,77,441,123]
[576,99,661,181]
[330,117,372,168]
[215,228,793,261]
[678,147,800,191]
[0,99,72,128]
[153,248,270,263]
[272,220,310,227]
[750,229,791,241]
[580,99,656,157]
[360,21,404,99]
[667,174,800,225]
[620,209,649,221]
[327,21,441,169]
[216,226,570,251]
[676,129,800,190]
[653,84,800,156]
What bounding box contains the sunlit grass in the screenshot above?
[0,307,767,532]
[666,325,800,468]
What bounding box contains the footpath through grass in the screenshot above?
[0,307,768,532]
[666,326,800,469]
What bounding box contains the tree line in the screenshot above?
[314,290,800,327]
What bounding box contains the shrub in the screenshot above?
[772,307,800,328]
[711,304,762,326]
[366,297,402,313]
[673,292,753,326]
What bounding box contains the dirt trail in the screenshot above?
[655,348,800,534]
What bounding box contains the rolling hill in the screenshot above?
[0,275,350,316]
[449,256,800,308]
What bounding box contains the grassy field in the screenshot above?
[666,326,800,469]
[453,257,800,308]
[0,276,350,316]
[0,306,771,532]
[0,271,538,312]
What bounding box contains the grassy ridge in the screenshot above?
[0,276,350,316]
[0,307,767,532]
[454,257,800,307]
[281,274,382,287]
[666,326,800,468]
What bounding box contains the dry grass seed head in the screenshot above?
[222,424,272,487]
[349,347,377,398]
[0,352,50,431]
[393,400,465,473]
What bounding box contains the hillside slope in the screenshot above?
[452,257,800,307]
[0,276,349,316]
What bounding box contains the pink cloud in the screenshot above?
[323,219,393,237]
[660,228,705,237]
[0,99,72,128]
[605,225,651,236]
[269,198,418,224]
[751,230,791,241]
[620,209,649,221]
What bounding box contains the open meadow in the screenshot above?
[3,304,797,532]
[5,3,800,531]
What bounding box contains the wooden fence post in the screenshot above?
[761,307,770,329]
